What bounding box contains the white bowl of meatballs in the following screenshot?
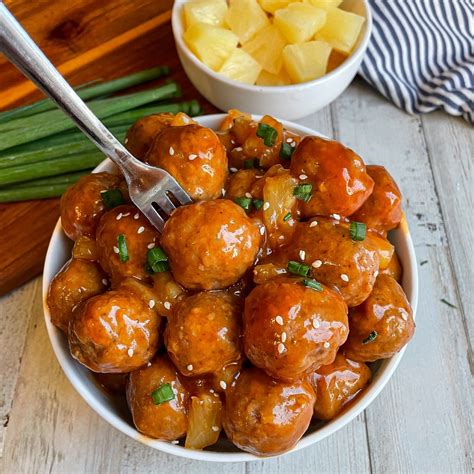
[43,110,418,462]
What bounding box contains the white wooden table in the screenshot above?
[1,79,472,474]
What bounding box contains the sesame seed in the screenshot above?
[219,380,227,390]
[187,364,193,371]
[212,426,219,432]
[234,146,243,152]
[230,167,238,172]
[263,201,270,211]
[113,246,119,254]
[281,332,287,343]
[312,260,322,268]
[116,213,122,220]
[164,301,171,310]
[374,270,379,278]
[133,213,139,220]
[323,342,330,349]
[189,154,197,160]
[275,315,284,326]
[102,278,108,285]
[291,142,296,147]
[147,242,155,249]
[341,274,349,282]
[122,213,130,217]
[171,440,179,445]
[332,214,341,220]
[149,300,155,309]
[259,226,265,235]
[309,221,318,227]
[312,319,320,329]
[169,146,175,155]
[209,389,215,393]
[286,138,293,143]
[299,250,306,260]
[222,188,226,196]
[127,348,134,357]
[147,362,152,367]
[245,192,252,198]
[277,343,285,354]
[299,174,308,180]
[137,226,145,234]
[124,138,129,144]
[402,313,408,321]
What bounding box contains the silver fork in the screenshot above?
[0,3,192,232]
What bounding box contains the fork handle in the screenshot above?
[0,3,142,176]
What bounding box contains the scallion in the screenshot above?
[349,221,366,241]
[362,331,378,344]
[235,197,252,211]
[147,247,169,273]
[283,212,292,222]
[151,383,175,405]
[293,183,312,202]
[288,260,310,277]
[256,123,278,147]
[117,234,129,262]
[244,158,258,169]
[101,189,125,209]
[253,199,264,210]
[279,143,294,160]
[302,278,323,292]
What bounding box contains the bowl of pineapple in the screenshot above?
[172,0,372,120]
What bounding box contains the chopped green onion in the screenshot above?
[101,189,124,209]
[349,221,366,241]
[151,383,175,405]
[362,331,378,344]
[117,234,129,262]
[288,260,310,277]
[244,158,258,169]
[440,298,457,309]
[283,212,292,222]
[235,196,252,211]
[256,123,278,147]
[302,278,323,292]
[279,143,294,160]
[293,183,312,202]
[252,199,264,210]
[147,247,169,273]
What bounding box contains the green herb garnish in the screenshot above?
[288,260,310,277]
[151,383,175,405]
[362,331,378,344]
[101,189,125,209]
[253,199,264,210]
[302,278,323,291]
[283,212,292,222]
[279,142,294,160]
[147,247,169,273]
[256,123,278,147]
[117,234,129,262]
[349,221,366,241]
[235,196,252,211]
[293,183,312,202]
[244,158,258,169]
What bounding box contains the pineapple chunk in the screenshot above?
[327,49,347,72]
[184,0,228,28]
[274,3,327,44]
[184,22,239,71]
[258,0,293,14]
[315,7,365,54]
[243,25,287,75]
[304,0,342,8]
[225,0,270,43]
[218,48,262,84]
[256,69,292,86]
[282,40,332,83]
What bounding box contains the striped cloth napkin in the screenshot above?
[359,0,473,124]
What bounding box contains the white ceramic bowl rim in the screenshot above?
[42,114,418,463]
[171,0,373,93]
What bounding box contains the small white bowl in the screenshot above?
[42,115,418,462]
[172,0,373,120]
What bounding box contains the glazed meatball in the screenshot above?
[290,136,374,218]
[351,165,402,233]
[160,199,261,290]
[47,258,107,333]
[344,274,415,361]
[307,353,371,420]
[60,172,123,240]
[165,292,242,376]
[223,367,315,456]
[243,279,349,381]
[262,218,380,307]
[145,124,228,200]
[127,355,189,440]
[125,113,174,160]
[96,205,159,283]
[69,288,161,373]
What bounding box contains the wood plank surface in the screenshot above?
[1,78,472,473]
[0,0,217,296]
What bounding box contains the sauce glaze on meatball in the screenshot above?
[223,367,315,456]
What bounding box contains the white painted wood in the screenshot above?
[0,79,472,473]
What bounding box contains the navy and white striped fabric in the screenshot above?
[360,0,473,124]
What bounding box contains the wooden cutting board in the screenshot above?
[0,0,218,296]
